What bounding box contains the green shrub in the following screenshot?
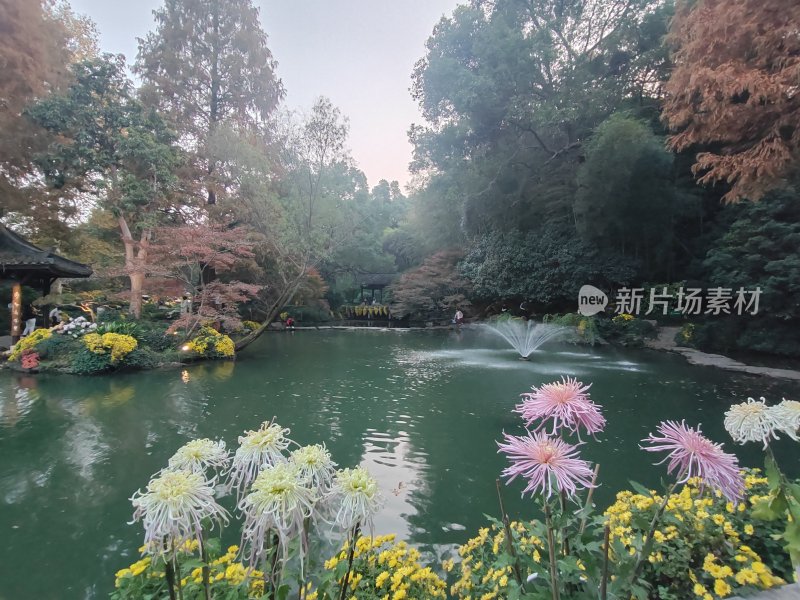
[542,313,600,344]
[96,321,140,337]
[141,303,173,321]
[123,347,162,370]
[285,305,332,322]
[675,323,696,348]
[35,335,81,367]
[69,348,112,375]
[543,312,583,327]
[596,314,656,346]
[135,327,176,352]
[96,308,124,323]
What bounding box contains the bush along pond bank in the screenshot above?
[111,378,800,599]
[0,318,253,375]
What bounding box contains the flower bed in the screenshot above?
[108,385,799,600]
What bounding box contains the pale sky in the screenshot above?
[68,0,462,190]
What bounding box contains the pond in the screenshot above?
[1,328,798,599]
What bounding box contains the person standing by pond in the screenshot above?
[21,304,38,337]
[453,309,464,325]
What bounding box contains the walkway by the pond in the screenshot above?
[648,327,800,382]
[732,582,799,600]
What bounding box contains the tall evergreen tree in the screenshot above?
[28,56,181,319]
[135,0,284,206]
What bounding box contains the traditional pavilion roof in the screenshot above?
[355,272,396,289]
[0,223,92,279]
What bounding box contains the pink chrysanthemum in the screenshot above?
[516,377,606,437]
[498,431,596,498]
[642,420,744,502]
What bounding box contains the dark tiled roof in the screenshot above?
[0,224,92,278]
[355,272,397,287]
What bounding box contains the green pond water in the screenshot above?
[1,328,799,599]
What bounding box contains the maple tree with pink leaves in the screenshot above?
[148,223,262,335]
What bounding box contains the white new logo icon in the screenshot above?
[577,285,608,316]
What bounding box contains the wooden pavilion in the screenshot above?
[0,223,92,342]
[356,272,396,304]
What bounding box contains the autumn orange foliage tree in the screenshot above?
[663,0,800,202]
[388,249,472,320]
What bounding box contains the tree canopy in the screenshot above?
[663,0,800,202]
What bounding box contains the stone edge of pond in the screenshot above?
[731,582,799,599]
[646,326,800,382]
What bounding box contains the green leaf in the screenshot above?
[769,492,788,515]
[751,497,780,521]
[765,453,781,489]
[276,584,291,600]
[629,480,653,497]
[784,520,800,554]
[787,482,800,504]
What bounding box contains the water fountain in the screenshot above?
[483,319,566,359]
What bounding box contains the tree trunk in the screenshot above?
[207,2,220,206]
[118,216,150,319]
[129,271,145,319]
[234,283,301,352]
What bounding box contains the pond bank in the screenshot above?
[732,582,799,600]
[647,326,800,382]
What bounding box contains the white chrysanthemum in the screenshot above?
[289,444,337,491]
[239,462,316,567]
[329,467,382,532]
[168,438,230,473]
[724,397,785,448]
[131,469,229,556]
[228,422,292,498]
[772,399,800,441]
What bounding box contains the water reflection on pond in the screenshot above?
[1,329,798,599]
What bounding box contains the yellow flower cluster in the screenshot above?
[344,305,390,318]
[605,472,785,599]
[114,544,264,597]
[8,328,52,361]
[613,313,636,323]
[84,332,138,363]
[451,521,541,599]
[215,335,235,357]
[114,556,152,582]
[186,327,235,358]
[316,534,446,600]
[241,320,261,331]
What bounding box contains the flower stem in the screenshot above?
[164,555,177,600]
[339,523,361,600]
[630,479,678,584]
[269,533,281,598]
[263,530,273,600]
[495,479,526,593]
[544,502,561,600]
[578,464,601,535]
[200,535,211,600]
[559,489,570,556]
[172,545,184,600]
[600,524,610,600]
